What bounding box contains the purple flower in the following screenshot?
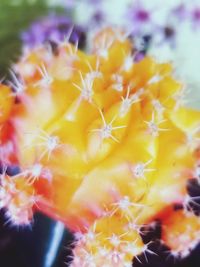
[21,15,86,49]
[172,4,189,21]
[134,8,150,23]
[191,6,200,29]
[171,4,200,30]
[126,0,152,35]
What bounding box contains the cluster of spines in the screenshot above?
[0,166,36,226]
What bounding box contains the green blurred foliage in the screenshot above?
[0,0,65,78]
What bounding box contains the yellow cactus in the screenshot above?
[0,27,200,266]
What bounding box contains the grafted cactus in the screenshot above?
[0,27,200,266]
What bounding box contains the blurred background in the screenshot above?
[0,0,200,266]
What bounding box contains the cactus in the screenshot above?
[0,27,200,266]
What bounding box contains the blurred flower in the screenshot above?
[191,6,200,29]
[21,15,86,49]
[126,0,152,35]
[73,0,131,28]
[171,3,189,21]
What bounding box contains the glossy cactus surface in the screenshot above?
[0,27,200,266]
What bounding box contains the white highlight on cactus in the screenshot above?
[59,29,80,64]
[109,249,125,264]
[92,109,126,142]
[9,70,26,96]
[44,135,59,155]
[144,112,168,137]
[75,222,101,246]
[66,40,79,63]
[81,249,96,267]
[85,59,102,80]
[125,215,147,234]
[26,163,43,184]
[65,64,101,121]
[99,246,110,257]
[148,74,163,85]
[13,162,51,185]
[122,53,134,72]
[173,86,190,110]
[24,128,61,160]
[152,99,165,118]
[108,234,122,247]
[37,64,53,87]
[111,195,146,219]
[107,232,128,249]
[112,74,123,92]
[131,159,155,179]
[125,241,143,262]
[120,86,142,116]
[185,126,200,149]
[95,33,113,59]
[117,195,133,211]
[73,71,94,102]
[38,129,60,160]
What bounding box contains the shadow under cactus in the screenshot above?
[1,212,199,267]
[0,211,74,267]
